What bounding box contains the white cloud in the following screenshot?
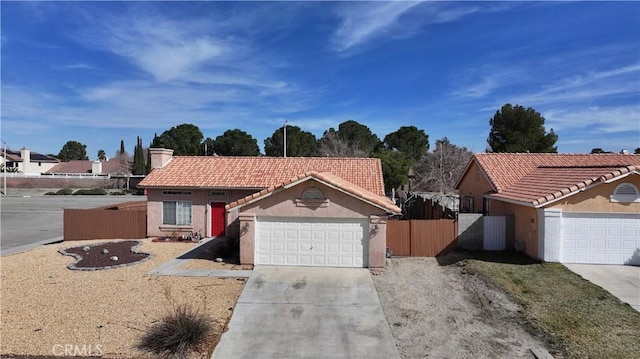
[332,2,423,52]
[544,105,640,134]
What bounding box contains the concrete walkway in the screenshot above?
[148,238,252,278]
[565,264,640,312]
[212,266,400,359]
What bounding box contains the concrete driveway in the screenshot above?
[212,266,400,359]
[565,264,640,312]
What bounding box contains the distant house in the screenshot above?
[456,153,640,265]
[1,147,60,174]
[46,158,131,176]
[139,148,400,270]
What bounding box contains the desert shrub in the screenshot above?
[47,188,73,195]
[137,304,212,358]
[109,190,126,195]
[72,188,107,195]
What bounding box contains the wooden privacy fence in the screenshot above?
[386,219,457,257]
[64,201,147,240]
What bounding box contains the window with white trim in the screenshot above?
[163,201,192,225]
[610,182,640,203]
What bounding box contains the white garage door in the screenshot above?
[561,213,640,265]
[255,217,368,267]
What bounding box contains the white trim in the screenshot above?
[603,170,639,183]
[610,194,640,203]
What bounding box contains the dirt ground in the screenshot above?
[0,239,245,358]
[373,256,548,359]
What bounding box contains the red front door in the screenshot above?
[211,202,226,237]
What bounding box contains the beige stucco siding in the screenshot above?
[488,200,539,259]
[457,161,495,213]
[146,188,260,237]
[237,180,390,269]
[548,176,640,213]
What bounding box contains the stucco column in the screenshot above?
[537,208,562,262]
[238,213,256,265]
[369,215,388,270]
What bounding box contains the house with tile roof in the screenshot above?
[46,158,131,175]
[456,153,640,265]
[139,148,401,270]
[1,147,59,174]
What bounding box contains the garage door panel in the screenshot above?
[561,213,640,265]
[255,217,368,268]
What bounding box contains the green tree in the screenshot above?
[264,125,317,157]
[119,140,126,155]
[200,137,216,156]
[634,147,640,154]
[155,124,204,156]
[58,141,88,161]
[213,129,260,156]
[413,137,473,193]
[372,149,410,193]
[97,149,107,161]
[132,136,146,175]
[488,104,558,153]
[334,120,381,155]
[383,126,429,164]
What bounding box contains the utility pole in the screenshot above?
[283,120,288,158]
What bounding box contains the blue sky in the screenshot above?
[2,1,639,158]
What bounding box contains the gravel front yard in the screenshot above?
[373,256,548,359]
[0,239,246,358]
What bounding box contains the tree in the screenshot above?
[154,124,204,156]
[634,148,640,154]
[132,136,146,175]
[97,149,107,161]
[58,141,88,161]
[317,129,368,157]
[119,140,126,155]
[413,137,474,193]
[488,103,558,153]
[213,129,260,156]
[264,125,317,157]
[200,137,216,156]
[590,148,613,154]
[334,120,381,155]
[383,126,429,164]
[372,149,410,193]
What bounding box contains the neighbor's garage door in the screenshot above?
[561,213,640,265]
[255,217,368,268]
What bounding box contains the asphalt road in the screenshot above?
[1,195,146,255]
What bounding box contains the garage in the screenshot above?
[255,217,368,268]
[561,212,640,265]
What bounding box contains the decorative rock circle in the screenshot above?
[59,241,151,271]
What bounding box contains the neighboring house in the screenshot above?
[139,148,401,270]
[1,147,59,174]
[46,158,131,175]
[456,153,640,265]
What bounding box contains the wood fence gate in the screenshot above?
[386,219,457,257]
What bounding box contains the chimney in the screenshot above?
[620,149,629,155]
[20,147,31,171]
[149,148,174,169]
[92,160,103,174]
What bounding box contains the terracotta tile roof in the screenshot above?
[139,156,385,196]
[465,153,640,207]
[46,159,131,174]
[226,171,401,214]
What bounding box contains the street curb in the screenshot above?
[0,236,63,257]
